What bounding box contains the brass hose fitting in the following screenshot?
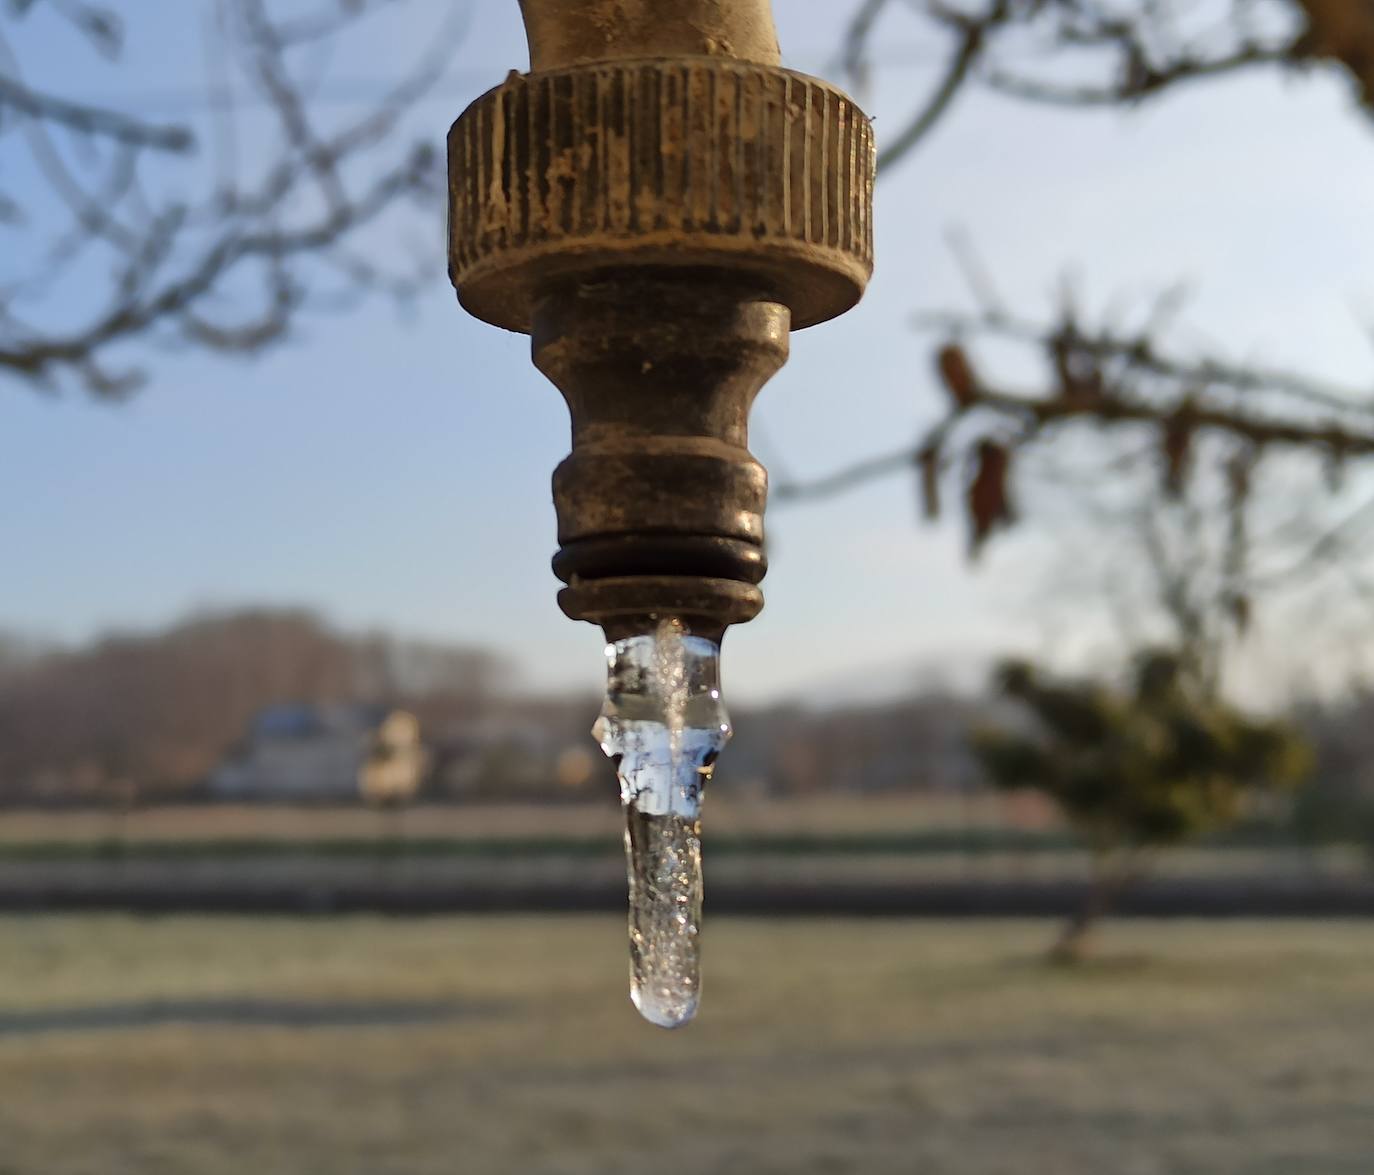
[448,1,874,639]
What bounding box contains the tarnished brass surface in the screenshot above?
[447,60,873,333]
[518,0,781,70]
[447,2,874,636]
[535,272,784,638]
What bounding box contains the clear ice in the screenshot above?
[594,617,731,1029]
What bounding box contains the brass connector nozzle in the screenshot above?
[448,1,874,638]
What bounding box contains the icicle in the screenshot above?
[593,618,731,1028]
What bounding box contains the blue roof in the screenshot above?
[251,704,323,738]
[250,703,390,739]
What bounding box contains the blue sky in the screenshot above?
[4,1,1374,703]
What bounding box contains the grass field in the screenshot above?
[0,917,1371,1174]
[0,802,1359,890]
[0,796,1019,843]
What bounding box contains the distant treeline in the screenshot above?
[0,610,511,803]
[3,610,1374,843]
[0,608,992,807]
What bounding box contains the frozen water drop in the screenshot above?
[594,617,730,1029]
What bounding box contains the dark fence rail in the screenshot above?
[3,875,1373,917]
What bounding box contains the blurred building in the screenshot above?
[724,694,988,797]
[209,704,427,804]
[426,700,610,802]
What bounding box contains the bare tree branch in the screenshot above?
[777,288,1374,506]
[824,0,1374,688]
[844,0,1374,181]
[0,76,191,151]
[844,0,1014,173]
[0,0,466,396]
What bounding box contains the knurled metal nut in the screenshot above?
[448,58,875,334]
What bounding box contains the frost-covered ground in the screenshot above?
[0,916,1370,1174]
